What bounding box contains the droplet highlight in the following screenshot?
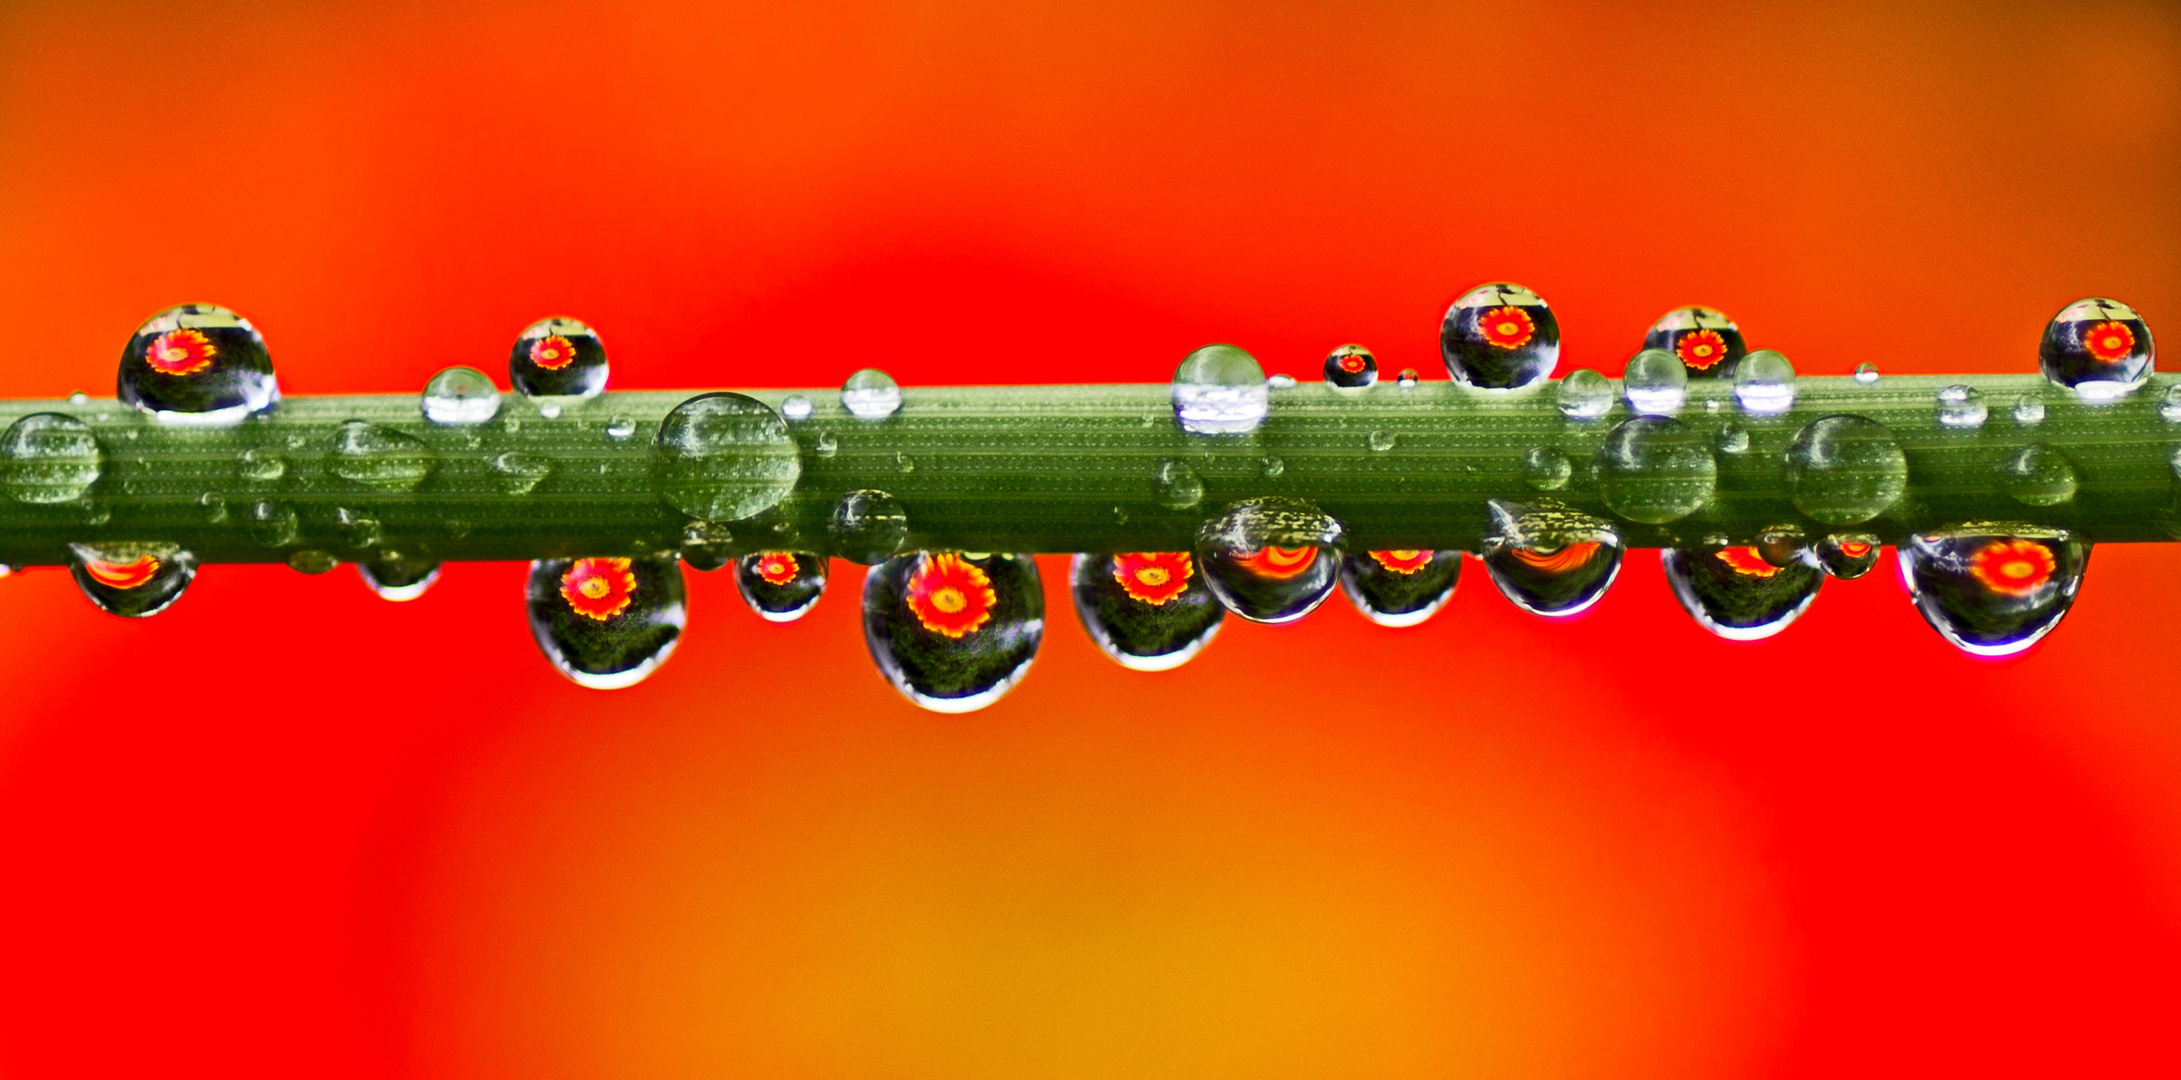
[830,489,910,565]
[840,369,902,419]
[2040,297,2152,402]
[1171,344,1269,434]
[1733,349,1797,414]
[1480,500,1623,617]
[330,421,436,493]
[68,541,195,618]
[2000,444,2079,507]
[1,413,103,504]
[1323,344,1378,389]
[1556,369,1613,420]
[1661,543,1822,641]
[1782,415,1908,525]
[420,366,501,425]
[1621,349,1688,416]
[357,553,441,601]
[1442,282,1558,391]
[1592,416,1716,524]
[1936,384,1987,428]
[1815,532,1881,579]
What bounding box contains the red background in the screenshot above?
[3,2,2179,1076]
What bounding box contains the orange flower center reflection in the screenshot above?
[1714,546,1779,577]
[1479,306,1535,349]
[1677,328,1727,369]
[144,329,216,376]
[1369,549,1433,574]
[1113,552,1192,605]
[84,555,160,589]
[907,553,997,637]
[531,335,577,371]
[1505,542,1600,573]
[756,553,800,586]
[560,557,637,621]
[1233,545,1316,579]
[2084,320,2136,362]
[1967,539,2057,596]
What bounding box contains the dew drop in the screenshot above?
[1267,374,1298,389]
[334,507,382,549]
[1621,349,1688,416]
[651,392,800,522]
[2014,395,2047,425]
[1936,384,1987,428]
[1716,423,1751,454]
[1592,416,1715,524]
[537,401,563,420]
[863,552,1043,712]
[1733,349,1797,414]
[813,431,839,457]
[247,500,298,547]
[1323,344,1378,389]
[830,489,910,565]
[1853,363,1880,384]
[736,551,827,622]
[330,420,436,493]
[895,450,915,473]
[490,451,554,494]
[2000,444,2079,507]
[604,415,636,440]
[1479,499,1623,617]
[1756,525,1808,568]
[1442,282,1559,391]
[1366,430,1397,452]
[2161,384,2181,423]
[1899,527,2088,656]
[1340,549,1460,627]
[1,413,103,504]
[1396,369,1419,389]
[2040,297,2152,402]
[197,492,228,524]
[1194,498,1345,624]
[1259,455,1285,479]
[1815,532,1882,579]
[1155,459,1205,509]
[1662,542,1823,640]
[1644,306,1746,379]
[357,553,441,601]
[1782,415,1908,525]
[528,555,686,688]
[509,317,608,400]
[287,550,339,575]
[69,542,195,617]
[780,395,812,421]
[80,500,110,525]
[420,366,501,425]
[1556,369,1613,420]
[1070,552,1225,670]
[1521,446,1572,490]
[1171,345,1269,434]
[841,369,902,419]
[678,521,736,571]
[118,304,279,425]
[68,391,88,405]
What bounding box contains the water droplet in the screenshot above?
[1814,532,1882,578]
[840,368,902,419]
[1323,344,1377,389]
[1442,282,1558,391]
[1267,374,1298,389]
[863,552,1043,712]
[489,451,554,494]
[1396,369,1419,389]
[1704,397,1722,413]
[1111,506,1130,524]
[1643,306,1745,379]
[651,393,801,522]
[2000,444,2079,506]
[1,413,103,504]
[2040,297,2152,402]
[1756,525,1808,567]
[509,317,607,400]
[247,500,298,546]
[197,492,228,523]
[1155,459,1205,509]
[1556,369,1613,419]
[1171,344,1269,434]
[79,500,110,525]
[678,521,736,571]
[604,415,636,440]
[1521,446,1572,490]
[812,431,839,457]
[357,553,440,601]
[830,489,909,564]
[1783,415,1908,525]
[734,551,827,621]
[501,417,521,434]
[894,450,915,473]
[1936,384,1987,428]
[528,555,686,688]
[330,420,436,493]
[780,395,813,421]
[1479,500,1623,617]
[1662,543,1823,640]
[68,541,195,617]
[2014,395,2047,424]
[288,549,339,574]
[1069,552,1225,670]
[1853,363,1880,384]
[335,507,382,548]
[1733,349,1797,414]
[1194,499,1345,624]
[1592,417,1716,524]
[118,304,279,425]
[420,366,501,425]
[1716,423,1751,454]
[1621,349,1688,416]
[1366,430,1397,452]
[1259,455,1285,478]
[2161,385,2181,423]
[1340,550,1460,627]
[537,401,563,420]
[1900,527,2088,656]
[67,391,88,405]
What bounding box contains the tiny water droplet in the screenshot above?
[288,549,339,575]
[1,413,103,504]
[780,395,812,421]
[1267,373,1298,389]
[1645,306,1745,379]
[864,552,1044,712]
[80,500,111,525]
[830,489,910,565]
[1756,525,1808,568]
[334,507,382,548]
[1155,459,1205,509]
[1900,527,2088,656]
[420,366,501,425]
[2161,384,2181,422]
[1112,506,1130,524]
[895,450,915,473]
[678,520,736,571]
[1815,532,1882,579]
[1071,552,1225,670]
[1323,344,1377,389]
[1853,363,1880,384]
[1556,369,1613,419]
[1783,415,1908,525]
[1366,430,1397,452]
[1936,384,1987,428]
[841,369,902,419]
[1340,549,1460,627]
[501,417,521,434]
[331,421,436,492]
[737,551,828,622]
[1593,417,1715,524]
[528,555,686,688]
[2014,395,2047,424]
[1704,397,1722,413]
[652,393,800,522]
[1194,499,1345,624]
[1716,423,1751,454]
[1396,369,1419,389]
[2000,444,2079,506]
[1521,446,1572,490]
[537,401,563,420]
[604,415,636,440]
[2040,297,2152,402]
[197,492,228,524]
[490,451,554,494]
[247,500,298,546]
[1171,345,1269,434]
[119,304,279,425]
[1621,349,1688,416]
[1259,455,1285,478]
[813,431,839,457]
[510,317,608,400]
[1662,543,1823,640]
[69,541,195,616]
[357,553,440,601]
[1443,283,1558,390]
[1480,499,1623,617]
[1733,349,1797,414]
[68,391,88,405]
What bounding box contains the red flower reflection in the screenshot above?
[755,552,800,586]
[1714,546,1779,577]
[144,329,216,376]
[1967,539,2056,596]
[530,335,578,371]
[1337,352,1369,373]
[1505,542,1600,573]
[1676,328,1728,370]
[1112,552,1192,605]
[907,553,997,638]
[560,557,637,621]
[1368,549,1433,574]
[1478,306,1535,349]
[2084,321,2136,362]
[83,555,159,589]
[1836,539,1874,559]
[1232,545,1316,579]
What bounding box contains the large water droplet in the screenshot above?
[1323,344,1378,389]
[1194,499,1345,624]
[1442,282,1558,391]
[1521,446,1572,490]
[527,555,686,688]
[330,420,436,493]
[509,317,608,400]
[490,451,555,494]
[1557,368,1613,419]
[736,551,827,622]
[68,541,195,618]
[831,489,909,564]
[863,552,1043,712]
[840,369,903,419]
[1733,349,1797,414]
[1782,415,1907,525]
[1071,552,1225,670]
[1340,549,1460,628]
[1156,459,1205,509]
[420,366,501,425]
[1,413,103,504]
[1643,306,1745,379]
[2000,444,2079,507]
[1171,344,1269,434]
[2039,297,2152,402]
[1479,500,1623,617]
[1593,416,1715,524]
[651,392,800,522]
[357,552,441,601]
[1621,349,1687,416]
[118,304,279,425]
[1662,543,1823,641]
[1936,384,1987,428]
[1899,527,2088,656]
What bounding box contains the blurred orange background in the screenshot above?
[2,1,2179,1077]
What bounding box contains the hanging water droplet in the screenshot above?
[1756,525,1808,568]
[1936,384,1987,428]
[1396,369,1419,389]
[68,541,195,617]
[1853,363,1880,384]
[1621,349,1688,416]
[780,395,813,421]
[1814,532,1881,578]
[830,489,909,564]
[1592,417,1715,524]
[509,317,608,400]
[1442,282,1558,391]
[735,551,827,622]
[1171,344,1269,434]
[197,492,228,523]
[1340,549,1460,627]
[489,451,554,494]
[1070,552,1225,670]
[1733,349,1797,414]
[1259,455,1285,478]
[1,413,103,504]
[2014,395,2047,424]
[289,550,339,574]
[247,500,298,546]
[1155,459,1205,509]
[840,369,902,419]
[1643,306,1745,379]
[678,521,736,571]
[420,366,501,425]
[118,304,279,425]
[1194,499,1345,624]
[1521,446,1572,490]
[2000,444,2079,506]
[236,447,287,483]
[334,507,382,549]
[1899,527,2088,656]
[1662,542,1823,640]
[1323,344,1378,389]
[1556,369,1613,420]
[604,415,636,440]
[528,555,686,688]
[1782,415,1908,525]
[1716,423,1751,454]
[1479,500,1623,617]
[2039,297,2152,402]
[863,552,1043,712]
[1366,430,1397,452]
[330,420,436,493]
[812,431,839,457]
[1267,374,1298,389]
[357,552,441,601]
[651,392,800,522]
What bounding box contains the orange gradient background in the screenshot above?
[2,2,2179,1077]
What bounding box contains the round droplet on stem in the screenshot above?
[289,550,340,574]
[736,551,828,622]
[1592,416,1716,524]
[330,421,437,493]
[1899,527,2088,656]
[118,304,279,425]
[1644,306,1746,379]
[68,541,195,617]
[420,366,501,425]
[1171,344,1269,434]
[1521,446,1572,490]
[1340,549,1460,627]
[1853,363,1880,384]
[1782,415,1908,525]
[1479,499,1623,617]
[1620,349,1687,416]
[1155,459,1205,509]
[490,451,554,494]
[2014,395,2047,424]
[247,500,298,547]
[830,489,909,565]
[1,413,103,504]
[527,555,686,689]
[651,393,801,522]
[1814,532,1882,579]
[2039,297,2152,402]
[604,415,637,440]
[780,395,813,421]
[357,553,441,601]
[840,369,903,419]
[863,552,1043,712]
[1194,499,1345,624]
[678,520,736,571]
[509,317,608,400]
[1071,552,1225,670]
[1756,525,1808,568]
[1441,282,1559,391]
[1936,384,1987,428]
[1733,349,1797,414]
[2000,444,2079,507]
[1661,543,1822,641]
[1556,369,1613,419]
[1395,369,1419,389]
[1267,374,1298,389]
[1366,430,1397,452]
[236,447,286,482]
[1323,344,1378,389]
